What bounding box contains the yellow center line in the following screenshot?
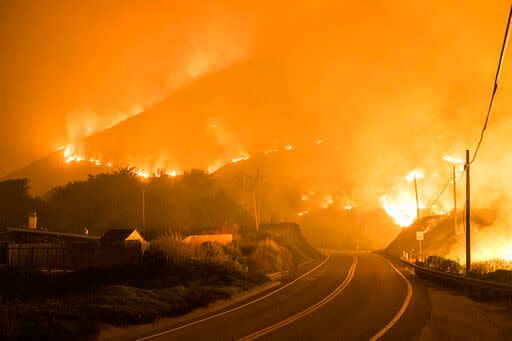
[239,254,358,341]
[368,255,413,341]
[135,254,331,341]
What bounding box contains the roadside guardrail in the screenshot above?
[400,258,512,303]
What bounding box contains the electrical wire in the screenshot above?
[471,2,512,164]
[424,176,452,215]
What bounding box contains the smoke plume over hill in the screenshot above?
[3,1,512,255]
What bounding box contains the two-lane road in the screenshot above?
[131,252,423,341]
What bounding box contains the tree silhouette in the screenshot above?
[42,168,249,238]
[0,178,43,227]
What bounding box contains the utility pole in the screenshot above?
[256,169,260,226]
[465,149,471,275]
[243,173,246,211]
[252,191,259,230]
[453,165,457,236]
[414,174,420,220]
[142,187,146,238]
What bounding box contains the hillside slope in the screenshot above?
[4,152,111,196]
[4,60,317,196]
[385,210,496,260]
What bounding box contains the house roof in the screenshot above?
[100,229,142,241]
[3,227,101,240]
[183,234,233,244]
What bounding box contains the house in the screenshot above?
[183,233,234,245]
[0,227,101,243]
[0,227,149,269]
[98,229,149,267]
[100,229,149,249]
[0,227,100,269]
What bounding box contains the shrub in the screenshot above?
[426,255,464,274]
[248,240,294,274]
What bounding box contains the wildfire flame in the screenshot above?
[406,169,425,182]
[231,153,251,163]
[442,154,463,164]
[380,195,416,227]
[264,147,279,155]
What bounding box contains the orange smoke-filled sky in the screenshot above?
[1,0,512,178]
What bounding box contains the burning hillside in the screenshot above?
[385,210,512,263]
[4,1,512,258]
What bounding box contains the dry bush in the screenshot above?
[248,239,294,274]
[471,259,512,274]
[149,233,246,273]
[150,232,196,264]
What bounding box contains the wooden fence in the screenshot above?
[3,241,143,270]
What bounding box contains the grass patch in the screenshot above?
[0,283,241,339]
[424,255,512,285]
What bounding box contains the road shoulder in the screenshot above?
[98,256,328,341]
[419,282,512,340]
[382,253,512,340]
[98,280,281,341]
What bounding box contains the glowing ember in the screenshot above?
[321,195,334,208]
[298,210,309,216]
[285,144,293,151]
[344,204,353,210]
[264,148,278,155]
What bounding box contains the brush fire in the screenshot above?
[5,2,512,339]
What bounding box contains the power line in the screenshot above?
[471,2,512,164]
[424,176,452,215]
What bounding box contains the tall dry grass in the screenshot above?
[471,259,512,274]
[149,232,246,273]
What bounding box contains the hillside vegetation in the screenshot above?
[385,210,495,259]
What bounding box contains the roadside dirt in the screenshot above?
[420,282,512,341]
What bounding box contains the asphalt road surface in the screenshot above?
[132,252,427,341]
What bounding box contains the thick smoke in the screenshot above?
[3,1,512,256]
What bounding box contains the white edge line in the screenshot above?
[369,255,413,341]
[135,254,331,341]
[240,254,358,340]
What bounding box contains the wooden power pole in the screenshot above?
[252,191,259,230]
[414,174,420,220]
[465,149,471,275]
[256,169,260,226]
[453,165,457,236]
[142,188,146,237]
[242,173,246,211]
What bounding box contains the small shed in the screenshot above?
[99,229,149,267]
[100,229,147,243]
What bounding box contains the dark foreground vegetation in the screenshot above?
[0,168,319,339]
[0,223,320,339]
[422,255,512,285]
